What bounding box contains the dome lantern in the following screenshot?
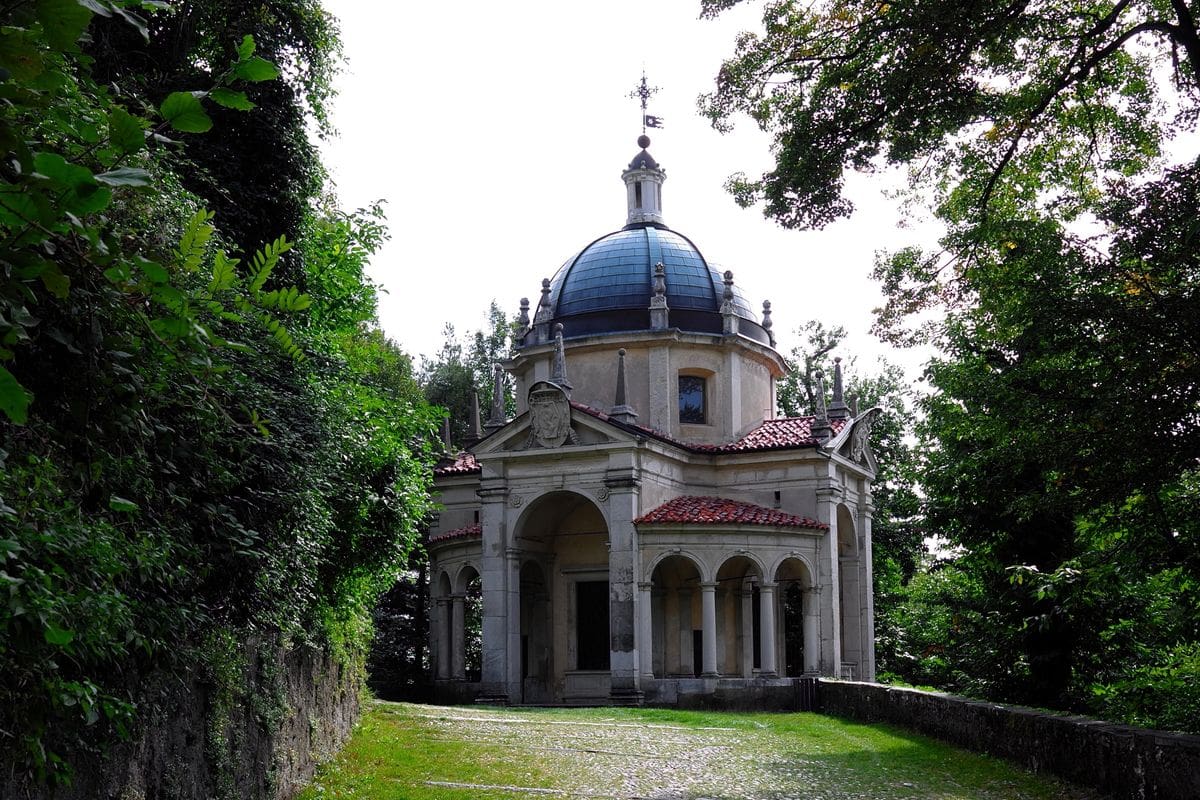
[622,134,666,228]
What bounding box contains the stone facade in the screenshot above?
[426,135,878,706]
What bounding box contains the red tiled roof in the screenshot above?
[570,401,847,454]
[428,523,481,543]
[433,451,480,476]
[635,496,828,530]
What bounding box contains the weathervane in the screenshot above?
[628,71,664,133]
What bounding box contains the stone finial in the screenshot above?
[533,278,553,344]
[551,323,573,393]
[517,297,530,329]
[762,300,776,347]
[811,368,832,443]
[484,364,506,432]
[649,262,669,330]
[828,356,850,420]
[465,389,482,446]
[610,348,638,424]
[721,270,739,335]
[849,393,859,417]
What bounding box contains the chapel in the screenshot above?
[427,133,879,706]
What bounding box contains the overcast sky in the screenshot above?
[319,1,941,379]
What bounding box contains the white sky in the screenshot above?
[319,1,941,379]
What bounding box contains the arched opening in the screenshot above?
[455,565,482,682]
[715,555,763,677]
[514,491,610,701]
[435,571,453,680]
[776,557,818,676]
[650,555,703,678]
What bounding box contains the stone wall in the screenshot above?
[4,639,358,800]
[820,680,1200,800]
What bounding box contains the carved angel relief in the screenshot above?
[848,408,882,465]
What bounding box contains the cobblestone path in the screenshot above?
[299,702,1100,800]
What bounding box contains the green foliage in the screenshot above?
[420,302,520,448]
[705,0,1200,728]
[0,3,438,786]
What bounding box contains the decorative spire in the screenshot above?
[484,364,506,432]
[623,75,666,229]
[551,323,572,393]
[517,297,530,329]
[465,389,482,446]
[762,300,776,347]
[610,348,638,424]
[721,270,739,335]
[649,262,669,330]
[533,277,553,344]
[828,357,850,420]
[811,369,832,443]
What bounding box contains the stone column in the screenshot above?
[740,585,754,677]
[478,482,510,702]
[436,597,451,680]
[700,582,719,677]
[804,587,820,674]
[759,582,778,678]
[638,581,654,680]
[860,494,877,681]
[504,547,522,699]
[451,595,466,680]
[606,465,642,703]
[817,484,842,676]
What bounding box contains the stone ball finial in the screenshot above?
[724,269,734,282]
[554,322,564,334]
[637,134,651,149]
[834,356,842,364]
[618,348,626,357]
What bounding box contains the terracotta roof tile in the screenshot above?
[569,401,846,454]
[428,523,482,543]
[433,451,480,476]
[635,495,828,530]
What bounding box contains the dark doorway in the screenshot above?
[692,630,703,677]
[576,581,610,670]
[783,582,805,677]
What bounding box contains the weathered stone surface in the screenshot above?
[820,680,1200,800]
[3,638,358,800]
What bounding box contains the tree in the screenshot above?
[702,0,1200,722]
[776,323,925,676]
[420,301,518,449]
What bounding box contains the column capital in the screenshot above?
[477,485,510,500]
[699,581,718,591]
[758,581,778,593]
[638,581,653,592]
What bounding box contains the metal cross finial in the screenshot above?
[628,71,663,133]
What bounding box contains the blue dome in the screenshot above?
[538,226,764,343]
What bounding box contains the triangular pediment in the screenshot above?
[829,407,882,473]
[471,403,635,456]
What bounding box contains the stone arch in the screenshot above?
[715,554,765,676]
[510,490,612,694]
[514,489,609,540]
[450,564,482,681]
[649,554,705,678]
[453,563,480,595]
[837,503,857,557]
[644,548,713,583]
[436,569,452,598]
[775,556,818,677]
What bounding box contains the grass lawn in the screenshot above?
[297,701,1099,800]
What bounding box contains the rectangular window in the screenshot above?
[679,375,706,424]
[635,182,643,208]
[575,581,610,670]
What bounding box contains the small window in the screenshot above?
[679,375,706,424]
[634,182,643,208]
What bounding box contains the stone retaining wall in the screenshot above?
[820,680,1200,800]
[4,639,358,800]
